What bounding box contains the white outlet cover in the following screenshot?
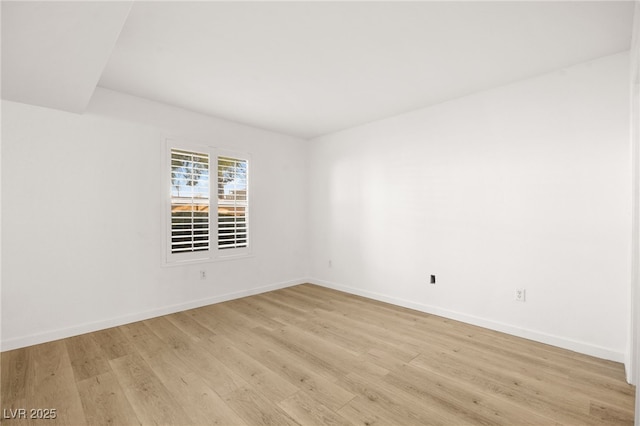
[515,288,526,302]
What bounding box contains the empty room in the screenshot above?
[2,1,640,425]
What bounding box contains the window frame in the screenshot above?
[163,138,252,265]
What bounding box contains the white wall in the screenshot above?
[630,2,640,422]
[308,52,631,362]
[1,88,308,350]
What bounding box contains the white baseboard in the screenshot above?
[309,278,626,364]
[625,352,634,384]
[4,277,626,366]
[1,278,305,352]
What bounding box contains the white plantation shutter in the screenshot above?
[165,142,250,264]
[217,156,248,250]
[170,148,210,254]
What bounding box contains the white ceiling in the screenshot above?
[2,1,635,139]
[1,1,132,113]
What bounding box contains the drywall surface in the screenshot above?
[308,52,631,361]
[630,2,640,419]
[1,88,308,349]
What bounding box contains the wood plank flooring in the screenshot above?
[1,284,636,425]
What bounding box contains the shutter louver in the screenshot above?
[217,156,248,250]
[170,149,210,254]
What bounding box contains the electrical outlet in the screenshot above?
[200,270,206,280]
[515,288,526,302]
[430,275,436,284]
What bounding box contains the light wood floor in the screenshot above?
[1,284,636,425]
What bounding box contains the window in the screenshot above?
[217,156,248,250]
[170,148,210,255]
[165,141,250,264]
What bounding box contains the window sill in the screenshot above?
[162,253,254,267]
